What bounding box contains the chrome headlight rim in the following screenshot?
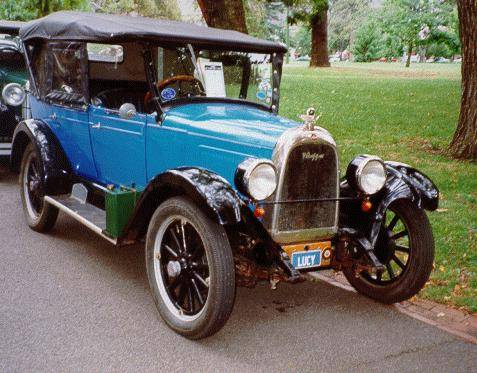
[235,158,277,201]
[2,82,26,107]
[346,155,387,195]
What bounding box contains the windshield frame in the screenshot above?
[144,43,283,117]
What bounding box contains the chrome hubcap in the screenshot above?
[167,260,182,278]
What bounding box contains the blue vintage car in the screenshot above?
[12,12,439,339]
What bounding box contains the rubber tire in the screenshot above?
[19,143,59,232]
[343,199,434,304]
[145,196,236,339]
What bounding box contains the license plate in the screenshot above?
[291,249,322,269]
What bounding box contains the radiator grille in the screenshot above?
[276,143,338,233]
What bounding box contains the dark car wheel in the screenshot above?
[146,197,236,339]
[20,143,59,232]
[343,199,434,304]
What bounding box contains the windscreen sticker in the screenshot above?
[257,79,272,101]
[256,91,267,101]
[161,87,176,101]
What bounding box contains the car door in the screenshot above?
[36,41,98,180]
[89,105,147,187]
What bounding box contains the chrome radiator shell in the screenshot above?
[264,126,340,244]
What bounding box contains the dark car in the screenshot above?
[0,20,28,157]
[12,12,439,339]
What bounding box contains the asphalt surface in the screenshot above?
[1,159,476,372]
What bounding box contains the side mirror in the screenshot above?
[119,103,137,119]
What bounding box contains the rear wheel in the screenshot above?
[146,197,235,339]
[19,143,58,232]
[343,199,434,304]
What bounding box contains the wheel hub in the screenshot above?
[167,260,181,278]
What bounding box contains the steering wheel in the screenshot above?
[144,75,204,108]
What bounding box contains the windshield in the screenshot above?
[153,45,273,107]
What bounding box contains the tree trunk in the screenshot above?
[39,0,49,17]
[196,0,248,33]
[449,0,477,160]
[310,10,330,67]
[405,43,413,68]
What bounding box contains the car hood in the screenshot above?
[162,102,300,157]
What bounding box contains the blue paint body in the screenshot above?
[29,97,299,189]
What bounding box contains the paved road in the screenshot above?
[1,160,476,372]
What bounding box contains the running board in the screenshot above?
[44,194,117,245]
[0,142,11,156]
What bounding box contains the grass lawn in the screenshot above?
[279,61,477,313]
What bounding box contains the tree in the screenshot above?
[379,0,434,67]
[197,0,248,33]
[290,25,312,56]
[261,1,288,42]
[286,0,330,67]
[244,0,269,38]
[0,0,89,20]
[449,1,477,160]
[91,0,180,19]
[352,20,382,62]
[379,0,456,67]
[328,0,370,53]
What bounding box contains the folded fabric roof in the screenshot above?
[19,11,287,53]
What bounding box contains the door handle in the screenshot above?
[91,122,101,129]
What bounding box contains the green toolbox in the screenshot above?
[105,186,142,238]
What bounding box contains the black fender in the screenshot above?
[383,161,439,211]
[10,119,72,195]
[340,161,438,248]
[121,167,244,241]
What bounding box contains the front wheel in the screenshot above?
[343,199,434,304]
[145,197,236,339]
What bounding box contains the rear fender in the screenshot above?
[10,119,72,195]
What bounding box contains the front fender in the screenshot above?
[121,167,244,241]
[340,161,439,247]
[10,119,72,195]
[384,161,439,211]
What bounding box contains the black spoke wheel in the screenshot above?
[159,217,210,316]
[362,207,412,284]
[343,199,434,304]
[146,197,235,339]
[20,143,58,232]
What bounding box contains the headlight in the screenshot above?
[235,158,277,201]
[2,83,26,107]
[346,155,387,195]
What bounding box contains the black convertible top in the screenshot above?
[0,20,25,35]
[19,11,287,53]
